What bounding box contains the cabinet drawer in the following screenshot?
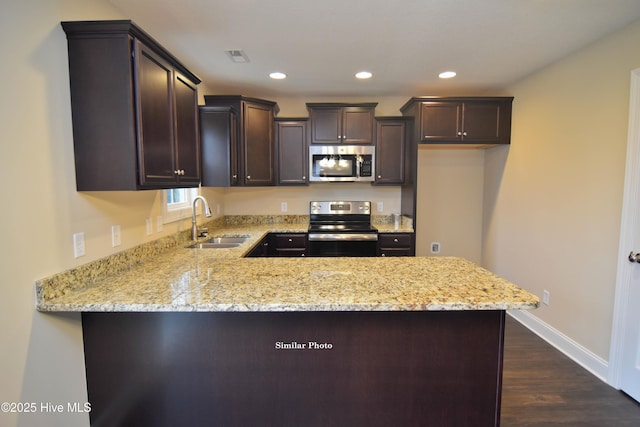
[272,234,307,248]
[379,248,414,257]
[273,248,307,257]
[378,234,413,248]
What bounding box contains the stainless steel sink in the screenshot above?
[189,236,249,249]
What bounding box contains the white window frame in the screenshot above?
[162,187,200,224]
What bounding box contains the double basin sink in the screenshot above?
[189,236,249,249]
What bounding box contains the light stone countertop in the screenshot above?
[35,216,539,312]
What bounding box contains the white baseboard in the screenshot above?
[507,310,610,384]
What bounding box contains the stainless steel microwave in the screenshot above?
[309,145,375,182]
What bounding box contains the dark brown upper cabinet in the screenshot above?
[307,103,377,144]
[202,96,278,186]
[275,119,309,185]
[374,117,409,185]
[400,97,513,146]
[199,106,238,187]
[61,20,201,191]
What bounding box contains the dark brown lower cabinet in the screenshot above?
[378,232,415,256]
[270,233,307,256]
[82,310,505,426]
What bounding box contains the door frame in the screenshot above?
[608,68,640,389]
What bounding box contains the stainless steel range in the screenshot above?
[308,201,378,257]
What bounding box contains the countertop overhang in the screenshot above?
[35,219,539,312]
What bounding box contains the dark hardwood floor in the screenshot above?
[501,315,640,426]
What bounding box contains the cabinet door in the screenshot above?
[243,102,274,185]
[200,106,233,186]
[229,112,240,185]
[343,107,375,144]
[375,119,405,185]
[462,102,501,143]
[277,120,308,185]
[174,72,200,185]
[309,108,342,144]
[136,43,176,187]
[419,102,461,142]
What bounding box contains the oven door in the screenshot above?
[308,233,378,257]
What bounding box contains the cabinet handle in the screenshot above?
[393,238,399,243]
[462,131,468,137]
[288,238,293,242]
[457,131,462,136]
[381,253,386,257]
[247,175,251,180]
[377,175,382,179]
[302,176,306,180]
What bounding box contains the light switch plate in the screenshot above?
[146,218,153,235]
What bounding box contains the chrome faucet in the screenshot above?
[192,195,213,240]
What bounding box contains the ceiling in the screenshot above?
[108,0,640,98]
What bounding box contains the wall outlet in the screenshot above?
[542,290,550,305]
[111,225,121,247]
[281,202,288,212]
[216,204,221,214]
[430,242,441,254]
[73,232,85,258]
[377,202,384,212]
[146,218,153,235]
[156,216,163,233]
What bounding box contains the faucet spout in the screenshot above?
[192,195,213,240]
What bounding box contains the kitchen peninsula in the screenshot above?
[36,218,538,426]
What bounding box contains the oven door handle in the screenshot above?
[308,233,378,242]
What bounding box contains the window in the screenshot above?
[162,188,199,223]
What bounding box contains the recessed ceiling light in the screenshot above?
[439,71,457,79]
[355,71,373,79]
[269,72,287,80]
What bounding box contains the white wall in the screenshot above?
[483,20,640,361]
[416,148,485,263]
[222,184,401,215]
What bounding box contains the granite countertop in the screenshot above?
[35,216,539,313]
